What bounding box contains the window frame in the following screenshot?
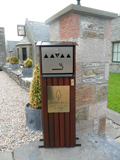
[22,48,27,61]
[112,42,120,63]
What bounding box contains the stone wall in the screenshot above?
[3,66,31,92]
[110,17,120,73]
[0,27,6,70]
[49,13,110,136]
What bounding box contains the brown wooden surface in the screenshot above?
[53,77,60,147]
[42,78,49,147]
[59,77,65,147]
[70,46,76,147]
[70,77,75,146]
[39,45,76,148]
[47,78,54,147]
[64,77,70,147]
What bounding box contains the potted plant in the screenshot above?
[25,64,42,131]
[22,58,33,77]
[6,57,11,67]
[9,56,19,70]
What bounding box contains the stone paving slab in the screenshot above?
[0,151,13,160]
[106,108,120,125]
[13,132,118,160]
[105,123,120,139]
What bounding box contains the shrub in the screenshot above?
[24,59,33,68]
[10,56,19,64]
[29,64,42,109]
[6,57,11,62]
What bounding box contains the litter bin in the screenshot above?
[36,41,77,147]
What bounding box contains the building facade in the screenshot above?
[46,4,117,135]
[7,19,49,66]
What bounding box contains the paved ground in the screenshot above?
[0,71,120,160]
[1,132,120,160]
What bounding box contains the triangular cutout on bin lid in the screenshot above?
[60,54,64,58]
[44,54,48,58]
[50,54,55,58]
[67,54,71,58]
[55,53,59,58]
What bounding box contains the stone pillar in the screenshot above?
[46,4,117,136]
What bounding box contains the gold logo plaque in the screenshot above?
[47,86,70,113]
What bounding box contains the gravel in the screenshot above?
[0,71,42,152]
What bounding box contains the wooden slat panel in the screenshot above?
[42,77,49,147]
[64,77,70,147]
[59,77,65,147]
[47,77,54,147]
[70,77,75,147]
[53,77,60,147]
[69,46,76,147]
[39,47,44,135]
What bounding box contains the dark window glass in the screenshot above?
[22,48,27,61]
[17,48,19,60]
[113,42,120,62]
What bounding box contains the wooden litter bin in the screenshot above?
[36,41,77,147]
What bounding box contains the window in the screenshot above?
[22,48,27,61]
[17,48,19,60]
[112,42,120,62]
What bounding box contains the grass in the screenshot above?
[107,72,120,113]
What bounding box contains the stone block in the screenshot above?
[60,13,79,39]
[82,31,104,39]
[84,69,94,76]
[92,68,103,75]
[106,20,111,40]
[93,118,99,134]
[96,85,108,102]
[89,101,107,120]
[105,63,109,80]
[76,84,95,107]
[83,63,104,68]
[50,20,60,41]
[76,64,81,84]
[76,120,93,134]
[99,116,106,135]
[76,38,110,63]
[83,76,104,84]
[76,106,88,124]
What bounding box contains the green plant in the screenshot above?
[107,72,120,113]
[6,57,11,62]
[29,64,42,109]
[10,56,19,64]
[24,59,33,68]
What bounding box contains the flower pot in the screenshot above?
[6,62,11,68]
[22,67,33,77]
[25,103,43,131]
[10,63,19,70]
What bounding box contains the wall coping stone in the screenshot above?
[45,4,118,25]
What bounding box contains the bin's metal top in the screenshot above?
[36,41,78,46]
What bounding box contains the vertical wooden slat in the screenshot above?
[53,77,60,147]
[42,77,49,147]
[47,77,54,147]
[59,77,65,147]
[70,46,76,147]
[39,47,44,135]
[64,77,70,147]
[70,77,75,147]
